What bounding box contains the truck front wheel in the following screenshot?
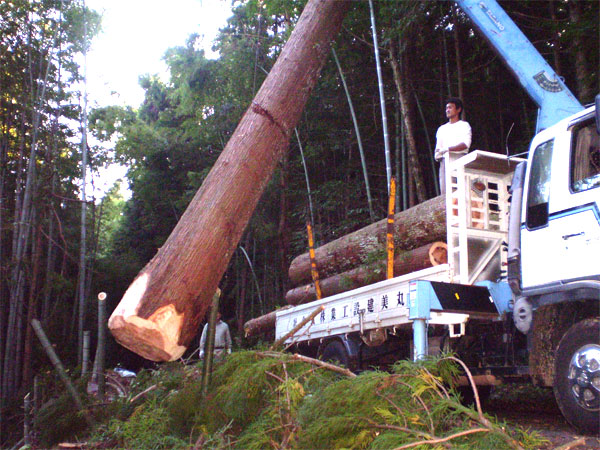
[553,317,600,434]
[320,340,350,368]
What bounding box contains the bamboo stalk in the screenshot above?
[201,290,221,397]
[34,375,41,411]
[295,129,316,231]
[24,393,31,446]
[82,331,90,376]
[369,0,392,192]
[97,293,106,401]
[331,47,374,221]
[31,319,93,426]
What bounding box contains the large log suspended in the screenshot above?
[286,242,447,305]
[108,0,352,362]
[288,196,447,287]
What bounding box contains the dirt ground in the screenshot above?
[484,384,600,449]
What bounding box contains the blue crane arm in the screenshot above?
[455,0,583,131]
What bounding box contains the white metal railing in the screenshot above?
[445,151,524,285]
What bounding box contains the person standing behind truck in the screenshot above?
[199,312,232,360]
[435,98,472,194]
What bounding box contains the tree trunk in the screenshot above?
[388,40,427,204]
[288,195,446,286]
[42,187,56,319]
[286,242,447,305]
[108,0,352,362]
[5,12,59,401]
[22,226,43,391]
[0,115,8,405]
[4,119,27,404]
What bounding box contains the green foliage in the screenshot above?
[95,181,126,258]
[35,389,89,446]
[79,352,547,449]
[108,398,189,450]
[297,360,457,449]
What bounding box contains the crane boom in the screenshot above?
[455,0,583,131]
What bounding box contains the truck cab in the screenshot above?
[518,105,600,291]
[508,102,600,434]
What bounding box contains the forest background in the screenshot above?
[0,0,598,438]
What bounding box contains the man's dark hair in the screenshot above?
[446,97,464,113]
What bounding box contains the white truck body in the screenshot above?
[275,113,600,433]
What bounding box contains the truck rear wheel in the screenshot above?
[320,340,350,368]
[553,317,600,434]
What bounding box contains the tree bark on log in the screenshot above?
[108,0,352,362]
[288,195,446,287]
[244,306,291,338]
[286,242,447,305]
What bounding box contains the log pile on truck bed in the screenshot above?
[288,195,446,286]
[285,241,447,305]
[245,195,448,338]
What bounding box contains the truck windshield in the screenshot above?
[526,139,554,229]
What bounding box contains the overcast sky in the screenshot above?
[83,0,233,196]
[86,0,233,108]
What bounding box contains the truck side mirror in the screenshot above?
[596,94,600,135]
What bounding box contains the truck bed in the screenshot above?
[276,265,454,344]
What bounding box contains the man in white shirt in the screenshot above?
[435,98,472,194]
[199,312,232,359]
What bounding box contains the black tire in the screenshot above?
[320,340,350,368]
[459,385,492,407]
[553,317,600,435]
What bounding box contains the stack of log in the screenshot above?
[286,241,448,305]
[244,196,448,338]
[244,306,290,339]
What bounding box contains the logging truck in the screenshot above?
[275,104,600,434]
[274,0,599,434]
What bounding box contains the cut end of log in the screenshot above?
[108,272,188,361]
[108,304,186,362]
[429,241,448,266]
